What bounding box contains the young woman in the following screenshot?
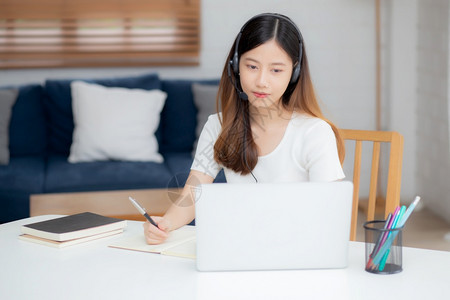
[143,13,345,244]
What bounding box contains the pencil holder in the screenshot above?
[363,220,403,274]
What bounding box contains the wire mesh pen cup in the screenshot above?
[363,220,403,274]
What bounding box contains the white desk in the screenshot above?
[1,215,449,300]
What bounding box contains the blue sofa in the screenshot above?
[0,73,224,223]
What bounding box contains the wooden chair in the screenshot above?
[339,129,404,241]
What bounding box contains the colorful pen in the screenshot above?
[366,213,392,269]
[398,196,421,227]
[128,196,158,227]
[371,213,393,257]
[370,197,421,267]
[378,249,390,271]
[378,205,406,270]
[378,207,399,248]
[367,207,400,270]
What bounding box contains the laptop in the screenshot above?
[195,181,353,271]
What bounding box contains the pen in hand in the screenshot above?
[128,196,159,227]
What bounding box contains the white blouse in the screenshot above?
[191,112,345,183]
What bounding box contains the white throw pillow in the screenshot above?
[69,81,166,163]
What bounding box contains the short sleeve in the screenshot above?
[191,114,222,178]
[300,121,345,182]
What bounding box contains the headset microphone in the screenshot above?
[236,86,248,101]
[227,60,248,101]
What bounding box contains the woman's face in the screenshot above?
[239,39,293,112]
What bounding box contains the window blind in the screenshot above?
[0,0,200,69]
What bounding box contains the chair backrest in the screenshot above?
[339,129,404,241]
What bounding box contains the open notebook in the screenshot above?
[109,226,196,259]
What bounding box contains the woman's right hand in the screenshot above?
[142,216,170,245]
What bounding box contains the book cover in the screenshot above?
[109,226,196,259]
[19,229,124,248]
[21,212,127,242]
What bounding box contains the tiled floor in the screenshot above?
[356,207,450,252]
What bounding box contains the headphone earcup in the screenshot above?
[231,32,242,74]
[290,43,302,84]
[231,54,239,74]
[290,64,301,84]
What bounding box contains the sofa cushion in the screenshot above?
[191,83,219,153]
[163,152,194,187]
[159,79,219,154]
[164,152,226,187]
[0,156,46,223]
[69,81,166,163]
[44,155,174,193]
[0,89,18,164]
[44,73,161,156]
[7,84,47,157]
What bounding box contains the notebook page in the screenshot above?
[109,226,195,256]
[161,238,196,259]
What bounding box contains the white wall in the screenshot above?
[386,0,418,204]
[0,0,428,205]
[416,0,450,222]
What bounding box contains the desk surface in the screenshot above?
[1,215,449,300]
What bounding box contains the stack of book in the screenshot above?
[19,212,127,248]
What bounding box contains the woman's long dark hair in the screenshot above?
[214,14,345,175]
